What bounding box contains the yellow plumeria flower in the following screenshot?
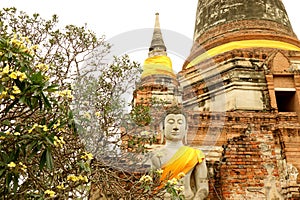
[59,136,65,144]
[3,66,10,74]
[14,132,20,136]
[78,175,89,183]
[178,172,186,179]
[19,162,27,172]
[174,185,184,192]
[16,71,27,81]
[52,120,60,129]
[83,112,91,120]
[7,162,16,168]
[56,183,65,190]
[35,63,49,72]
[9,72,18,79]
[167,178,178,186]
[139,175,153,183]
[95,111,101,117]
[28,123,38,133]
[156,169,164,175]
[0,91,7,100]
[82,176,88,183]
[81,152,93,160]
[67,174,79,182]
[53,136,65,148]
[38,125,48,132]
[12,86,21,94]
[44,189,55,197]
[30,45,39,50]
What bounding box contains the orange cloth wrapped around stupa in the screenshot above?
[141,55,175,78]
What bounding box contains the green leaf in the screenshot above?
[13,174,19,193]
[46,84,59,92]
[4,99,19,113]
[45,148,53,170]
[45,136,53,145]
[0,169,5,178]
[41,92,51,109]
[30,72,43,84]
[39,150,47,170]
[0,84,4,93]
[6,173,12,190]
[2,120,10,126]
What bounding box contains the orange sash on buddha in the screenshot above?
[159,146,205,188]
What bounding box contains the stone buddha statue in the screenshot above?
[150,107,209,200]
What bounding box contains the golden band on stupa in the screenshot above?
[142,55,174,78]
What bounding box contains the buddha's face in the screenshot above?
[164,114,187,141]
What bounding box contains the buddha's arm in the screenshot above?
[194,159,209,200]
[150,153,161,170]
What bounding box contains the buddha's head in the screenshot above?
[161,106,188,144]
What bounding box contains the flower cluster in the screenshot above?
[0,65,28,100]
[56,183,65,190]
[35,63,49,72]
[8,70,27,81]
[83,112,91,120]
[12,86,21,94]
[67,174,88,183]
[167,178,179,186]
[10,34,38,55]
[177,172,185,179]
[44,189,55,197]
[7,162,16,168]
[53,136,65,148]
[95,111,101,117]
[156,169,164,175]
[139,175,153,183]
[174,185,184,192]
[28,123,49,133]
[52,120,60,129]
[7,161,27,172]
[80,152,93,160]
[19,162,27,172]
[55,90,74,100]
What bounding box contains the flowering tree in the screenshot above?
[0,7,184,200]
[0,7,110,199]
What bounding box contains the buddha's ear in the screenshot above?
[159,120,164,131]
[183,130,188,145]
[159,121,164,144]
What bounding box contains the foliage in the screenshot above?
[0,7,183,200]
[0,7,108,199]
[0,30,91,199]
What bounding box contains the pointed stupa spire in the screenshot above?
[141,13,174,79]
[149,13,167,57]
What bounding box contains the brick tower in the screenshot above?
[178,0,300,199]
[133,13,181,108]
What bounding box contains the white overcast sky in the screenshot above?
[1,0,300,72]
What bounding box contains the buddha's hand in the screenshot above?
[194,188,208,200]
[163,192,171,200]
